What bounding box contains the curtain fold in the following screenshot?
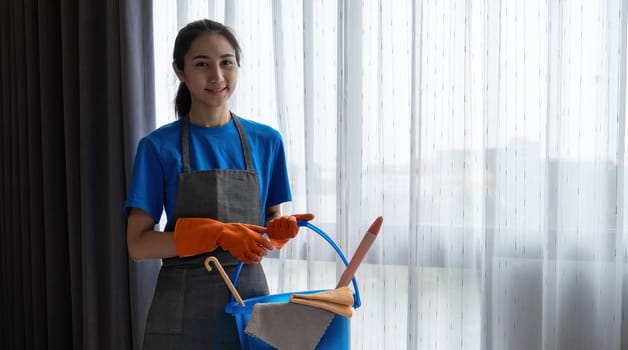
[408,1,424,348]
[620,2,628,348]
[119,1,160,349]
[0,0,155,349]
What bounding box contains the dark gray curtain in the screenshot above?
[0,0,159,349]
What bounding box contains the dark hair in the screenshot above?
[173,19,242,118]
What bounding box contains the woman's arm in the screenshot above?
[127,208,178,261]
[265,204,282,224]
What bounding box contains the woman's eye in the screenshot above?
[222,60,234,67]
[195,62,209,67]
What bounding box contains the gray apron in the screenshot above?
[143,114,269,350]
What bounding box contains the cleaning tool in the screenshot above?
[244,287,355,349]
[244,302,335,350]
[224,220,377,350]
[290,286,355,318]
[336,216,383,288]
[204,256,245,306]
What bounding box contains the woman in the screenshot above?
[124,19,312,349]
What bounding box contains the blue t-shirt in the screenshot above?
[124,116,292,227]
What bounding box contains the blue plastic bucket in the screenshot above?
[225,222,361,350]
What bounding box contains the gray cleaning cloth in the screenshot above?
[244,302,335,350]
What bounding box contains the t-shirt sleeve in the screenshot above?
[266,134,292,208]
[123,137,165,223]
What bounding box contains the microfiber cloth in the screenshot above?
[290,287,354,318]
[244,302,334,350]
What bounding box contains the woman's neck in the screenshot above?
[188,106,231,127]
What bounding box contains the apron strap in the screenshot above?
[230,112,255,171]
[181,117,191,173]
[180,112,255,173]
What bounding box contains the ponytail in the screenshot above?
[174,82,191,118]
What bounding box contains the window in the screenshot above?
[153,1,628,349]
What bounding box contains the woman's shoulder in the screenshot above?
[236,116,282,140]
[134,119,182,157]
[143,119,182,144]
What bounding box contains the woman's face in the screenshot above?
[174,32,238,112]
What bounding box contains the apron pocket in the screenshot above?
[145,268,187,334]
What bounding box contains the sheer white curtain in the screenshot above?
[152,1,628,349]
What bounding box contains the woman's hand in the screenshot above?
[266,213,315,249]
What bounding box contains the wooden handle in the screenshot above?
[204,256,245,307]
[336,216,383,288]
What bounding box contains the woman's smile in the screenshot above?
[206,86,227,95]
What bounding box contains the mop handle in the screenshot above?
[336,216,383,288]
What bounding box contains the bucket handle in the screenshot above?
[230,221,362,308]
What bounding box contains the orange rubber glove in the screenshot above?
[266,213,315,249]
[173,217,273,264]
